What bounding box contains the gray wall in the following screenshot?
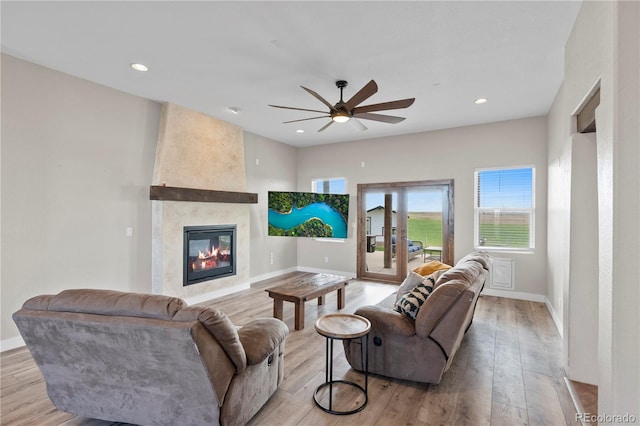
[1,54,161,345]
[244,131,298,280]
[296,116,549,296]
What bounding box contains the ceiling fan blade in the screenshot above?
[318,120,334,132]
[350,118,368,131]
[301,86,339,112]
[353,98,415,114]
[283,116,330,124]
[269,104,329,114]
[353,112,406,124]
[343,80,378,111]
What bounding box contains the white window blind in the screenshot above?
[312,178,346,194]
[474,167,534,250]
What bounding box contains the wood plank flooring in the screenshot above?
[1,273,579,425]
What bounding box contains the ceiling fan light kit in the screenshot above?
[332,112,350,123]
[269,79,415,132]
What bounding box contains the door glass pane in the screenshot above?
[364,190,398,276]
[407,187,444,267]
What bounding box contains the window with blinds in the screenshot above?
[312,178,346,194]
[474,167,534,251]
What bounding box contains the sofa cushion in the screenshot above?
[394,274,437,320]
[412,260,452,277]
[435,261,484,287]
[456,251,492,270]
[45,289,186,320]
[414,278,470,337]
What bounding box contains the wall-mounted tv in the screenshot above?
[268,191,349,238]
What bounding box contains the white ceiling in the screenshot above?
[1,1,582,148]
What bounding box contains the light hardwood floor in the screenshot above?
[1,274,579,425]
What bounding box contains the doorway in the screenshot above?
[357,180,454,283]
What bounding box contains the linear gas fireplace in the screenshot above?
[183,225,236,286]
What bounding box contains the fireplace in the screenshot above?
[183,225,236,286]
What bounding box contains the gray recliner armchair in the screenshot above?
[13,289,288,426]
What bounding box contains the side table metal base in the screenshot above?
[313,380,368,415]
[313,331,369,415]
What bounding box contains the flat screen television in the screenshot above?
[268,191,349,238]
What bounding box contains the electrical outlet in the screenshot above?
[270,252,274,265]
[324,256,329,263]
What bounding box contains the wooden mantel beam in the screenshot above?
[149,185,258,204]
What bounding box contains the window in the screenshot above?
[312,177,346,194]
[474,167,534,251]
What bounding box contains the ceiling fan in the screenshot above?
[269,80,415,132]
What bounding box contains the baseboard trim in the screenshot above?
[249,267,298,284]
[564,377,589,426]
[545,296,564,338]
[481,288,546,303]
[184,283,250,306]
[296,266,355,279]
[1,335,26,353]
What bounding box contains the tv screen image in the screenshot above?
[268,191,349,238]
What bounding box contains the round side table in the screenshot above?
[313,313,371,415]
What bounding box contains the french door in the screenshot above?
[357,180,454,283]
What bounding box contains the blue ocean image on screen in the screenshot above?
[268,202,347,238]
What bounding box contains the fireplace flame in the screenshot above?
[191,245,219,271]
[198,247,218,259]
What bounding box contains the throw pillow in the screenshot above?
[394,274,437,320]
[395,271,425,304]
[429,268,449,290]
[412,260,452,277]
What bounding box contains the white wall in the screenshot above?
[547,0,640,416]
[1,54,161,348]
[296,116,548,296]
[568,133,599,384]
[243,131,298,280]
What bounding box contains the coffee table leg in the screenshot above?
[337,286,345,310]
[273,298,283,320]
[294,301,305,330]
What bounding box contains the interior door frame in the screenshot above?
[357,179,454,283]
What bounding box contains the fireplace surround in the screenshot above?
[183,225,236,286]
[150,103,252,301]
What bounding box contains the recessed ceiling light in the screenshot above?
[474,98,488,104]
[130,63,148,72]
[228,107,241,114]
[296,129,304,133]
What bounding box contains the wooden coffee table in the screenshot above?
[265,273,349,330]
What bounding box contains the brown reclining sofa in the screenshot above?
[344,251,491,384]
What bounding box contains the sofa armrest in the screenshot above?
[174,306,247,373]
[238,318,289,365]
[354,305,415,337]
